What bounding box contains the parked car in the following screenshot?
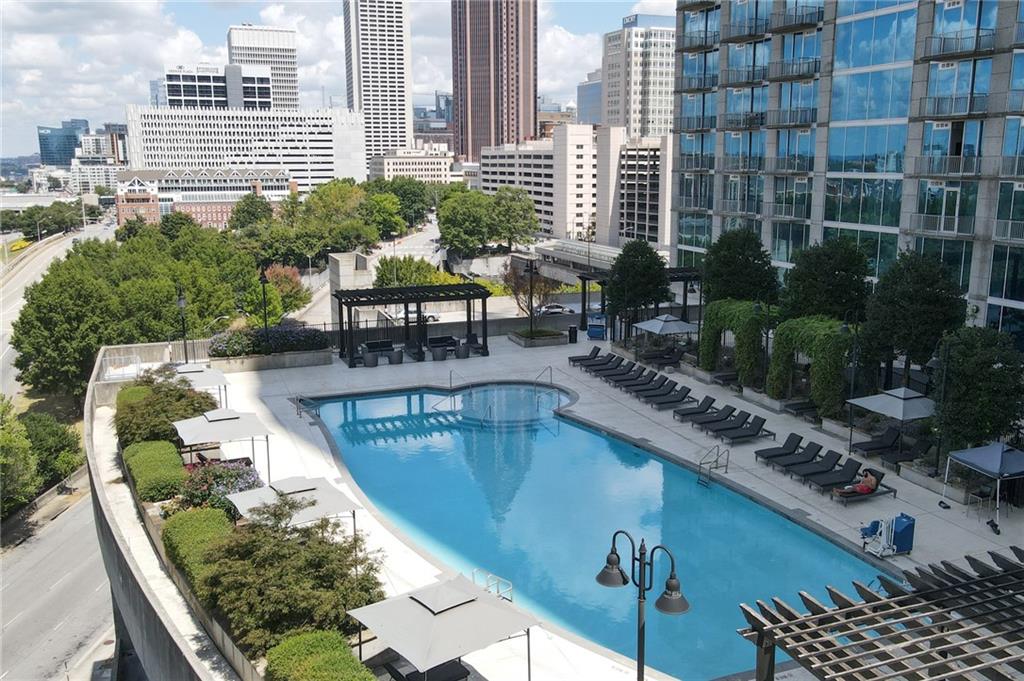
[393,308,440,323]
[535,303,575,315]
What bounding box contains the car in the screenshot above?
[393,309,439,323]
[535,303,575,315]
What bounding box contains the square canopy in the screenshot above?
[225,486,279,518]
[349,574,537,673]
[175,364,228,390]
[632,314,699,336]
[173,409,270,446]
[226,477,360,526]
[949,442,1024,480]
[847,387,935,422]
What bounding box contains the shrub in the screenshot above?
[116,385,154,410]
[162,507,233,594]
[180,463,263,518]
[18,411,81,487]
[699,299,773,387]
[266,631,375,681]
[9,239,31,252]
[766,316,851,418]
[114,378,216,447]
[123,440,186,501]
[208,326,331,358]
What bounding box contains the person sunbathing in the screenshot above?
[832,470,878,497]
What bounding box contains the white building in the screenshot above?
[29,166,71,193]
[157,63,273,110]
[343,0,414,170]
[479,124,596,240]
[602,14,675,138]
[125,105,366,191]
[227,25,299,110]
[369,144,454,183]
[452,161,480,189]
[70,159,121,194]
[596,126,672,249]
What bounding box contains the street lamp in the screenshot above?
[524,259,539,336]
[177,286,189,364]
[259,267,270,347]
[840,310,861,455]
[596,530,688,681]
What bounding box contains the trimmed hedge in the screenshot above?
[123,440,186,502]
[209,326,330,358]
[266,631,375,681]
[116,385,153,410]
[162,507,233,593]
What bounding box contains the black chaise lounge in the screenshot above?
[592,359,632,378]
[771,443,826,471]
[624,375,667,395]
[711,371,738,386]
[833,467,897,505]
[700,410,751,434]
[852,427,900,456]
[651,347,684,369]
[605,367,646,384]
[787,450,842,480]
[635,379,677,400]
[647,386,695,409]
[783,400,817,418]
[568,346,600,365]
[672,396,715,421]
[617,372,659,391]
[688,405,736,427]
[760,441,823,466]
[754,433,802,461]
[806,458,861,492]
[880,439,932,471]
[579,353,618,371]
[719,416,771,444]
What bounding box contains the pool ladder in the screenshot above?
[697,444,730,487]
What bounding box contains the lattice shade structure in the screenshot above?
[738,546,1024,681]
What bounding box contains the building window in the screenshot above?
[834,9,916,68]
[676,248,705,269]
[827,124,906,172]
[986,304,1024,351]
[771,222,810,263]
[830,67,912,121]
[823,226,897,278]
[824,177,902,227]
[677,213,711,248]
[990,245,1024,302]
[914,237,973,291]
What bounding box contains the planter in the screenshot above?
[740,388,786,413]
[388,350,404,365]
[363,352,379,368]
[209,348,333,374]
[455,345,471,359]
[899,463,970,504]
[820,417,867,440]
[680,364,715,384]
[431,347,449,361]
[507,331,568,348]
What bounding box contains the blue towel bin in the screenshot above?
[892,513,915,554]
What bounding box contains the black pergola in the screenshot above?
[334,283,491,368]
[577,267,702,338]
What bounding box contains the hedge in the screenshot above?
[162,507,233,593]
[765,315,851,418]
[698,299,772,387]
[116,385,153,410]
[266,631,375,681]
[209,326,331,358]
[123,440,186,501]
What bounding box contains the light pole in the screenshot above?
[840,310,861,455]
[752,300,773,390]
[259,267,270,347]
[524,259,539,336]
[177,286,189,364]
[596,530,688,681]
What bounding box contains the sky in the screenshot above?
[0,0,673,158]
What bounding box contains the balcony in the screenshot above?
[717,198,762,215]
[1016,22,1024,47]
[770,5,824,33]
[718,155,764,172]
[678,0,717,9]
[918,94,988,118]
[1005,90,1024,113]
[678,74,718,91]
[764,202,812,220]
[678,154,716,171]
[720,19,769,43]
[679,31,719,52]
[678,195,714,211]
[766,108,817,127]
[909,213,975,236]
[767,58,820,81]
[765,156,813,173]
[923,29,995,59]
[721,111,766,129]
[909,155,998,177]
[721,66,767,86]
[677,114,717,131]
[995,219,1024,242]
[1001,156,1024,177]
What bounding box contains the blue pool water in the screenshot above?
[318,384,879,680]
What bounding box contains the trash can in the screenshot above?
[568,325,578,343]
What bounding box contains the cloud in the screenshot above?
[538,24,601,108]
[630,0,674,15]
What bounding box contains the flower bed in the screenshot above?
[178,463,263,519]
[209,326,331,358]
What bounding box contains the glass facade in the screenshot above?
[827,124,906,173]
[772,222,810,263]
[830,67,912,120]
[823,226,898,278]
[833,9,916,68]
[989,245,1024,302]
[914,237,973,291]
[37,119,89,167]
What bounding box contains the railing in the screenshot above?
[770,5,823,32]
[765,201,812,219]
[1016,21,1024,46]
[679,30,719,51]
[471,568,515,602]
[99,354,143,382]
[679,195,714,211]
[678,0,716,10]
[766,107,817,127]
[721,66,767,86]
[909,213,976,236]
[1001,156,1024,177]
[994,219,1024,242]
[678,154,716,171]
[1006,90,1024,113]
[677,114,717,131]
[918,94,988,117]
[678,74,718,91]
[718,155,764,172]
[717,198,762,215]
[767,58,820,81]
[764,156,813,173]
[923,29,995,58]
[910,155,994,177]
[295,396,321,418]
[721,111,766,128]
[534,365,553,386]
[721,18,769,42]
[697,444,730,486]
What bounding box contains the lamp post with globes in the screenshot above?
[596,530,688,681]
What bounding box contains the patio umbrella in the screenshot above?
[632,314,699,336]
[941,442,1024,528]
[349,573,537,677]
[175,363,229,407]
[173,408,272,478]
[226,476,361,533]
[846,387,935,455]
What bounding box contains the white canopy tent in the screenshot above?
[173,409,272,479]
[632,314,699,336]
[175,363,229,407]
[226,476,360,533]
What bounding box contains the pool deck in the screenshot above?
[214,337,1022,681]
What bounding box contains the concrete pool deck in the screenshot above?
[203,337,1022,680]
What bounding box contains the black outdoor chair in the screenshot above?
[711,371,739,386]
[852,427,900,456]
[787,450,842,480]
[578,353,618,370]
[880,439,933,471]
[718,416,772,444]
[806,458,862,493]
[363,339,394,354]
[635,379,677,400]
[624,374,667,395]
[592,359,632,377]
[688,405,736,427]
[617,371,659,391]
[833,468,897,505]
[568,346,600,365]
[672,396,716,421]
[605,367,646,384]
[770,444,823,471]
[754,433,802,462]
[652,348,684,369]
[700,410,751,434]
[647,386,695,409]
[464,332,485,355]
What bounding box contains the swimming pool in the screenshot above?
[318,384,879,680]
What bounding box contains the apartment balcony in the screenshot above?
[678,74,718,92]
[1015,22,1024,47]
[764,202,812,220]
[720,111,767,129]
[677,114,717,131]
[767,58,820,81]
[909,155,998,177]
[718,155,764,172]
[1004,90,1024,114]
[678,0,717,10]
[923,29,995,59]
[766,108,817,127]
[679,31,720,52]
[721,66,767,86]
[720,19,769,43]
[764,156,813,174]
[994,219,1024,242]
[678,195,714,211]
[908,213,975,236]
[1001,156,1024,177]
[770,5,824,33]
[716,198,762,215]
[678,154,716,171]
[917,94,988,118]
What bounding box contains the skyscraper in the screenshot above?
[343,0,414,168]
[451,0,537,161]
[227,24,299,110]
[37,119,89,167]
[603,14,675,138]
[576,69,603,126]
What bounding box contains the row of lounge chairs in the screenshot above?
[852,426,935,471]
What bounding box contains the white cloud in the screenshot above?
[538,24,601,107]
[630,0,675,15]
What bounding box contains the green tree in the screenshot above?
[159,211,200,241]
[242,275,285,328]
[436,181,468,208]
[278,192,302,229]
[438,191,494,257]
[228,193,274,232]
[605,240,671,319]
[359,192,405,240]
[702,229,778,303]
[374,255,438,287]
[491,187,537,249]
[326,218,378,254]
[1,396,40,517]
[265,264,311,313]
[934,327,1024,454]
[303,180,365,226]
[18,411,81,487]
[861,250,966,386]
[115,215,150,242]
[781,238,870,320]
[365,177,431,229]
[94,185,113,196]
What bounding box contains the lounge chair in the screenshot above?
[617,372,660,392]
[592,359,633,377]
[852,426,900,456]
[624,374,667,395]
[787,450,842,480]
[783,400,817,417]
[771,444,828,471]
[652,347,683,369]
[579,353,619,371]
[648,386,696,409]
[687,405,736,427]
[635,379,677,400]
[880,439,932,471]
[640,347,673,361]
[464,332,485,355]
[833,468,897,505]
[806,458,861,493]
[568,346,600,365]
[672,396,716,421]
[711,371,738,386]
[754,433,802,461]
[719,416,771,444]
[700,410,751,434]
[605,367,646,384]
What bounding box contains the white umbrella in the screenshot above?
[173,409,272,479]
[847,387,935,422]
[632,314,699,336]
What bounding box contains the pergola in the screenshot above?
[738,546,1024,681]
[334,283,492,368]
[577,267,702,337]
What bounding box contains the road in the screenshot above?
[1,493,114,681]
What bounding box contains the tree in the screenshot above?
[438,191,494,257]
[325,218,378,254]
[861,250,966,386]
[228,193,273,232]
[372,176,431,229]
[374,255,438,287]
[303,180,365,226]
[159,211,200,241]
[491,187,537,250]
[47,176,63,191]
[1,396,40,517]
[115,215,150,242]
[114,373,218,447]
[94,185,113,196]
[359,192,405,239]
[605,240,671,320]
[780,238,870,320]
[501,261,560,314]
[436,181,468,208]
[934,327,1024,453]
[278,192,302,229]
[702,229,778,303]
[265,264,311,313]
[19,411,81,488]
[242,276,285,328]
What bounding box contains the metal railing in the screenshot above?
[919,94,988,117]
[721,18,769,42]
[764,156,813,173]
[721,111,766,128]
[718,155,764,172]
[923,29,995,58]
[678,154,716,171]
[717,198,762,215]
[1006,90,1024,113]
[679,194,714,211]
[767,58,820,81]
[697,444,731,486]
[721,66,767,86]
[910,155,994,177]
[770,5,823,32]
[994,219,1024,242]
[678,0,716,10]
[766,107,817,127]
[1016,21,1024,46]
[99,354,143,381]
[764,201,812,219]
[1001,156,1024,177]
[679,30,719,51]
[909,213,976,236]
[677,114,716,131]
[534,365,553,386]
[678,74,718,91]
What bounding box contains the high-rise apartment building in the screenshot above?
[451,0,537,161]
[157,63,274,110]
[577,70,604,126]
[603,14,676,138]
[596,127,673,248]
[227,24,299,110]
[343,0,414,169]
[671,0,1024,347]
[37,119,89,167]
